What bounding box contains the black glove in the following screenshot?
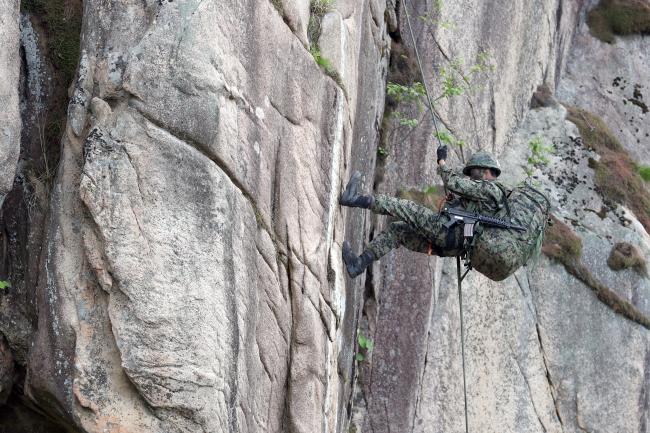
[437,145,448,163]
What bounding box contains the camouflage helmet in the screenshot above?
[462,151,501,177]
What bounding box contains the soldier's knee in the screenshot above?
[388,221,410,234]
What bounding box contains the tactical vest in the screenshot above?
[470,184,551,281]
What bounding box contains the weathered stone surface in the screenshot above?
[400,102,650,433]
[355,1,585,431]
[18,0,389,431]
[0,0,21,203]
[4,0,650,432]
[557,0,650,166]
[401,0,585,156]
[283,0,311,46]
[0,336,13,404]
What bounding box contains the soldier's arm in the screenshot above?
[436,164,499,202]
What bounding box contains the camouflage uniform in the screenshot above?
[365,164,508,260]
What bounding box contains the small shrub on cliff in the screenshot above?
[566,106,650,233]
[587,0,650,43]
[524,136,554,177]
[356,332,373,362]
[607,242,648,276]
[541,215,583,267]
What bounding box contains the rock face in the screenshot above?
[0,0,21,203]
[14,0,389,431]
[0,0,649,432]
[354,1,650,432]
[356,0,585,431]
[557,0,650,166]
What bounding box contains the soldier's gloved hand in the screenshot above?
[437,145,448,163]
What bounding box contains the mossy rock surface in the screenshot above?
[587,0,650,43]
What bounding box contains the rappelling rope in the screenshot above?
[456,256,470,433]
[401,1,471,432]
[401,0,443,147]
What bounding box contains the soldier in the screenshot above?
[340,146,508,278]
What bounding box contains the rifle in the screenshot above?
[444,206,526,238]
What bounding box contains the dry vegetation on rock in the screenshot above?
[542,215,650,329]
[566,106,650,233]
[607,242,648,276]
[396,186,446,211]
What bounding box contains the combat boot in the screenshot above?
[342,241,375,278]
[340,171,374,208]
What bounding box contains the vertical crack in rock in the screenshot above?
[575,395,592,433]
[639,348,650,432]
[411,258,437,433]
[516,271,565,428]
[324,87,346,334]
[508,341,550,433]
[412,330,432,433]
[536,324,564,428]
[529,283,565,428]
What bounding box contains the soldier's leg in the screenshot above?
[370,212,465,258]
[367,221,431,258]
[370,194,442,240]
[343,222,433,278]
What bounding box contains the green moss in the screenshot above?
[638,165,650,182]
[21,0,82,86]
[311,0,335,17]
[566,106,650,233]
[309,47,347,96]
[271,0,283,14]
[587,0,650,43]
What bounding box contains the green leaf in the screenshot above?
[0,280,11,289]
[434,131,456,145]
[358,334,368,348]
[638,165,650,182]
[423,185,438,195]
[398,118,418,128]
[355,353,365,362]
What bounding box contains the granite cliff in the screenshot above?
[0,0,648,432]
